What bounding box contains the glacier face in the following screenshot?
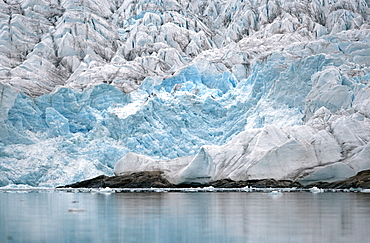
[1,0,370,187]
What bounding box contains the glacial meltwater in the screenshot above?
[1,191,370,243]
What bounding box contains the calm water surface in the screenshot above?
[1,191,370,243]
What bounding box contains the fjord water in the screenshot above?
[1,192,370,243]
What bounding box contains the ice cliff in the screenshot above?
[1,0,370,187]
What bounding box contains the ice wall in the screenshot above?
[1,0,370,186]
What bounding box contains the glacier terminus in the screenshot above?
[0,0,370,187]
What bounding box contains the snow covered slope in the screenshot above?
[1,0,370,186]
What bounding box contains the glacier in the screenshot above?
[0,0,370,187]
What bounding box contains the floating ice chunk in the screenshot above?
[98,187,114,194]
[68,208,86,213]
[183,188,199,193]
[309,187,324,193]
[202,186,215,192]
[153,188,166,193]
[267,190,283,196]
[242,186,252,192]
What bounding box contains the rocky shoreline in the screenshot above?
[59,170,370,190]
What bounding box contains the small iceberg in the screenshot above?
[309,187,324,193]
[361,189,370,193]
[153,188,167,193]
[98,187,114,194]
[202,186,215,192]
[68,208,86,213]
[267,190,283,196]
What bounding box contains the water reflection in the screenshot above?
[1,192,370,242]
